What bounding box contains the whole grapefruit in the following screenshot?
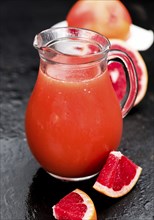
[66,0,132,40]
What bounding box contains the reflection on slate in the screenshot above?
[25,168,120,220]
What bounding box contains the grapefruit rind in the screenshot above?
[109,39,148,106]
[93,166,142,198]
[52,188,97,220]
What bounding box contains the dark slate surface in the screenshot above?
[1,0,154,219]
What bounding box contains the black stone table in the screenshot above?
[1,0,154,219]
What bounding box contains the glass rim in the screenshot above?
[33,26,111,65]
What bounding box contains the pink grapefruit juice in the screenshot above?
[25,63,123,178]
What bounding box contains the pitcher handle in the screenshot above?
[108,49,138,118]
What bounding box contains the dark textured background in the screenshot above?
[0,0,154,219]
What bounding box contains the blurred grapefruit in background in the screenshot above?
[66,0,132,40]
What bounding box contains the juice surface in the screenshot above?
[25,64,123,178]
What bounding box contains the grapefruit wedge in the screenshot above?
[109,39,148,106]
[93,151,142,198]
[52,188,97,220]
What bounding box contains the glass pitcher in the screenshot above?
[25,27,138,181]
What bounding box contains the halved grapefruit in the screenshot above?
[108,39,148,106]
[52,188,97,220]
[93,151,142,198]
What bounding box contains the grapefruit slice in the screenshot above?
[93,151,142,198]
[108,39,148,106]
[52,188,97,220]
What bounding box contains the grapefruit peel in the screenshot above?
[93,151,142,198]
